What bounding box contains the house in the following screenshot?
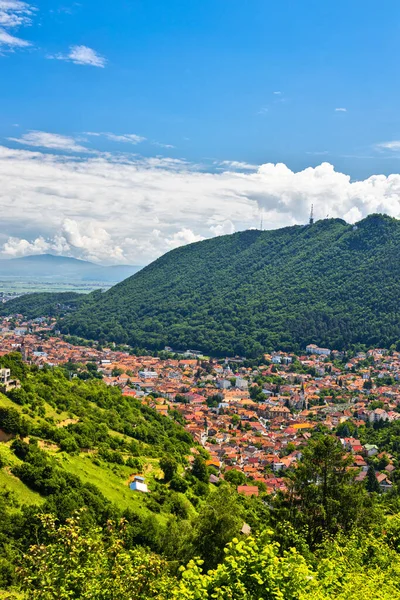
[138,370,158,379]
[369,408,389,424]
[376,473,393,493]
[0,368,21,393]
[235,377,249,390]
[129,476,149,493]
[306,344,331,356]
[237,485,259,497]
[217,379,231,390]
[364,444,379,457]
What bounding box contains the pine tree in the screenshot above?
[366,464,380,493]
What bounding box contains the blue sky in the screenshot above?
[2,0,400,175]
[1,0,400,264]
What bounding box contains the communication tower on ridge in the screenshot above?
[309,204,314,225]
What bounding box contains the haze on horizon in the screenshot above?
[2,0,400,265]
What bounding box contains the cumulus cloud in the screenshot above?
[3,220,125,263]
[209,220,236,236]
[3,236,55,257]
[8,131,89,152]
[50,45,106,67]
[165,228,205,249]
[335,107,347,112]
[1,145,400,265]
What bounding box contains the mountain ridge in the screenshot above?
[0,253,142,282]
[2,213,400,356]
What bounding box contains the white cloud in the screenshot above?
[165,228,205,249]
[2,220,124,263]
[335,107,347,112]
[86,132,176,148]
[152,141,175,149]
[85,132,146,145]
[219,160,258,171]
[0,0,34,28]
[273,91,282,95]
[1,145,400,265]
[0,26,29,48]
[8,131,88,152]
[209,219,236,236]
[51,45,106,68]
[3,236,54,257]
[376,141,400,151]
[0,1,35,52]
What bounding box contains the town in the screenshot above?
[1,315,398,496]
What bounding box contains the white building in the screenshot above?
[0,369,11,385]
[138,370,158,379]
[306,344,331,356]
[217,379,231,390]
[129,476,149,493]
[235,377,248,390]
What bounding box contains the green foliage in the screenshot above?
[366,464,380,493]
[174,534,314,600]
[274,436,379,548]
[19,512,172,599]
[159,455,178,482]
[224,469,247,487]
[191,456,208,483]
[0,408,30,436]
[0,292,85,319]
[18,513,400,600]
[191,486,244,571]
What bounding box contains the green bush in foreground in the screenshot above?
[18,511,400,599]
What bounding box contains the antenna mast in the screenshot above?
[260,209,263,231]
[309,204,314,225]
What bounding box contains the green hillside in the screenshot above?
[0,291,85,319]
[0,354,201,552]
[3,214,400,356]
[1,354,400,598]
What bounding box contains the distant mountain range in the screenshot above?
[0,254,142,283]
[3,214,400,356]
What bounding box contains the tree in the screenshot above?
[192,486,243,571]
[159,456,178,482]
[366,464,380,494]
[224,469,246,487]
[191,456,208,483]
[111,367,124,377]
[19,512,172,599]
[278,436,377,547]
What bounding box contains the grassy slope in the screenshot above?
[0,393,164,514]
[54,453,159,517]
[0,444,43,506]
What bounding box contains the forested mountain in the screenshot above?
[3,214,400,356]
